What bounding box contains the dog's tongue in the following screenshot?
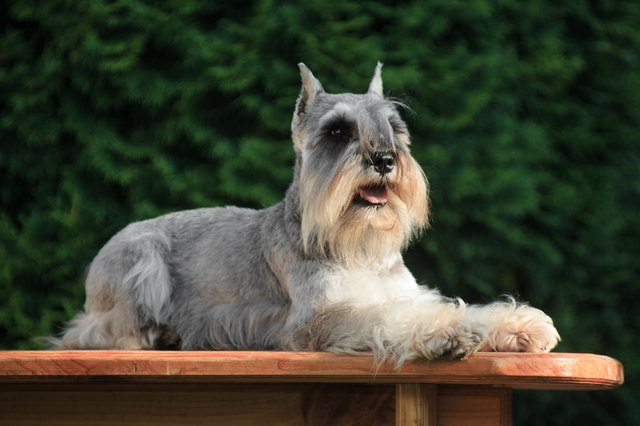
[359,185,388,205]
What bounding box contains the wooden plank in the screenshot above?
[0,383,396,426]
[396,384,437,426]
[438,386,512,426]
[0,351,624,390]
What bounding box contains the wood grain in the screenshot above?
[0,383,395,426]
[0,351,624,390]
[395,384,437,426]
[438,386,512,426]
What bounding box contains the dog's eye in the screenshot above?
[328,125,352,143]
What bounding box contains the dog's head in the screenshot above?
[291,63,429,265]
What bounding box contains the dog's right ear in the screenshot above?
[368,62,384,97]
[294,63,324,123]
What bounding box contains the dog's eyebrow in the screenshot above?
[389,114,408,134]
[318,103,355,128]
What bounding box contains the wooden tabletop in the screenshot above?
[0,351,623,390]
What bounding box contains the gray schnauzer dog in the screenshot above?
[56,63,560,364]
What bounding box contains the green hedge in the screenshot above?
[1,1,638,424]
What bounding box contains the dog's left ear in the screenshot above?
[291,63,324,156]
[367,62,384,97]
[294,63,324,121]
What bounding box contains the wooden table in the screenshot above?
[0,351,623,426]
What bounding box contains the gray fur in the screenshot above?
[56,64,560,363]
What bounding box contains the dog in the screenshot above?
[54,63,560,365]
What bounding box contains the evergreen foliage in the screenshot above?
[1,1,638,424]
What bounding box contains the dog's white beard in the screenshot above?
[299,153,429,265]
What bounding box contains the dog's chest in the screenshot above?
[322,256,419,306]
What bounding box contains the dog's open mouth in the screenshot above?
[355,184,388,207]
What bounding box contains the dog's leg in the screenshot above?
[56,304,155,349]
[293,293,481,366]
[57,231,172,349]
[467,299,560,352]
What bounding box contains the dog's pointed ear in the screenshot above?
[294,63,324,120]
[367,62,384,97]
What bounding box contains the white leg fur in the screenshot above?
[297,289,481,366]
[374,296,481,365]
[295,261,558,364]
[302,296,559,366]
[467,299,560,352]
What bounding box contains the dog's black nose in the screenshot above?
[371,151,395,175]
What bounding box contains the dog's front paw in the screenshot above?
[478,305,560,353]
[414,321,482,360]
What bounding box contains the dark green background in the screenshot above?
[1,1,638,424]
